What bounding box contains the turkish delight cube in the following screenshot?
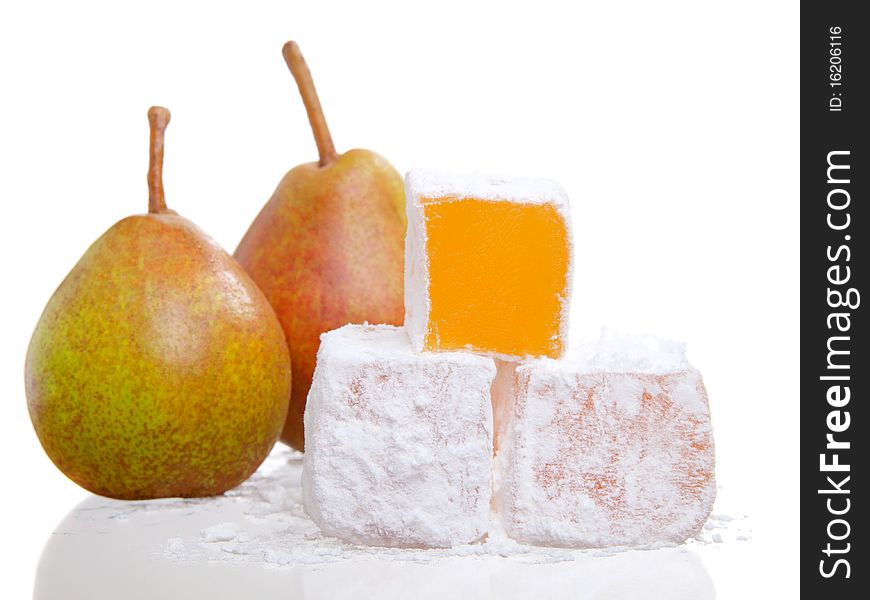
[404,168,573,360]
[302,324,496,548]
[494,331,716,547]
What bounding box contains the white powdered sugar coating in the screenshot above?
[406,168,571,208]
[404,171,431,354]
[536,329,691,375]
[200,522,241,543]
[583,328,690,374]
[302,324,496,548]
[403,168,573,360]
[495,332,716,548]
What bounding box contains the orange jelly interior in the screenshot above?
[422,197,570,358]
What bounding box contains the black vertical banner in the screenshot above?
[802,2,868,596]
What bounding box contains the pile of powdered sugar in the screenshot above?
[158,448,576,567]
[104,447,752,568]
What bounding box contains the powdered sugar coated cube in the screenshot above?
[495,331,716,548]
[404,168,573,361]
[303,324,496,548]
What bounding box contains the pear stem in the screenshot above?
[147,106,171,213]
[282,41,338,167]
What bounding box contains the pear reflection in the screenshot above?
[35,450,714,599]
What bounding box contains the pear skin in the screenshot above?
[234,42,405,450]
[25,107,292,499]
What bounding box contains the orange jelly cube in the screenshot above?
[405,169,573,360]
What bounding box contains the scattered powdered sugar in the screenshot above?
[201,522,241,543]
[73,446,743,569]
[58,446,746,572]
[695,509,753,544]
[163,537,186,560]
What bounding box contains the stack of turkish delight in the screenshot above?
[302,169,715,549]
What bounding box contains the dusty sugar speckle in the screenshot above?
[201,522,241,543]
[44,446,749,571]
[164,537,186,560]
[56,446,749,569]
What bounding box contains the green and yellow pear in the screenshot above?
[25,107,292,499]
[234,42,405,450]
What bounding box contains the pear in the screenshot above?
[25,107,292,499]
[234,42,405,450]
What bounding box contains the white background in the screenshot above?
[0,0,798,597]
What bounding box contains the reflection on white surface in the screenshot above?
[34,449,715,599]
